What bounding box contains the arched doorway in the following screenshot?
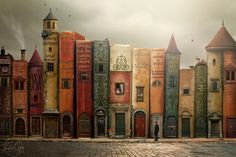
[166,116,177,137]
[134,111,146,137]
[96,109,106,137]
[79,112,91,137]
[15,118,25,135]
[63,115,71,137]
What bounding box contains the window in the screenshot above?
[14,81,24,90]
[34,95,38,103]
[226,71,235,81]
[80,72,88,81]
[152,80,161,87]
[47,21,51,29]
[47,63,54,72]
[210,80,219,92]
[1,77,9,87]
[52,22,55,29]
[62,79,70,89]
[1,65,8,73]
[49,47,52,52]
[136,87,144,102]
[115,83,124,95]
[169,76,177,87]
[182,88,190,95]
[98,64,104,73]
[213,59,216,66]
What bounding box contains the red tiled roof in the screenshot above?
[206,25,236,50]
[166,34,181,54]
[29,48,43,65]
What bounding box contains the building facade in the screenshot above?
[109,44,132,138]
[76,40,93,138]
[164,35,181,138]
[0,47,13,137]
[29,48,43,136]
[93,40,110,137]
[194,60,207,137]
[12,50,28,136]
[178,68,195,138]
[42,10,59,138]
[132,48,150,138]
[150,48,165,138]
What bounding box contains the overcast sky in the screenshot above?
[0,0,236,68]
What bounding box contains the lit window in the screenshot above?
[136,87,144,102]
[62,79,70,89]
[115,83,124,95]
[47,63,54,72]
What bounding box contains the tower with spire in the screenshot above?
[42,9,59,138]
[29,48,43,136]
[164,34,181,138]
[206,22,236,138]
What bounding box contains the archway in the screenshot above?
[15,118,25,135]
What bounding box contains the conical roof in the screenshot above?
[206,23,236,50]
[165,34,181,54]
[44,9,57,21]
[29,48,43,65]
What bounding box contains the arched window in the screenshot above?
[34,95,38,102]
[213,59,216,66]
[52,22,55,29]
[47,21,51,29]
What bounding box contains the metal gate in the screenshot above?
[115,113,125,136]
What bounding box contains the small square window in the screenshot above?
[62,79,70,89]
[182,88,190,95]
[47,63,54,72]
[115,83,124,95]
[80,73,88,81]
[98,64,104,73]
[136,87,144,102]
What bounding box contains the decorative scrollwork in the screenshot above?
[113,54,129,70]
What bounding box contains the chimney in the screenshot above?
[21,49,26,60]
[1,46,5,56]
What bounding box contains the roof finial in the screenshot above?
[222,19,224,26]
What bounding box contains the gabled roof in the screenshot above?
[206,23,236,50]
[165,34,181,54]
[43,9,57,21]
[29,48,43,65]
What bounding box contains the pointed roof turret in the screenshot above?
[44,8,57,21]
[206,23,236,50]
[29,48,43,65]
[166,34,181,54]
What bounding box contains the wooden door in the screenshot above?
[97,115,105,136]
[115,113,125,136]
[226,118,236,138]
[15,118,25,135]
[45,117,58,138]
[195,118,207,137]
[211,120,219,137]
[134,111,146,137]
[32,117,40,135]
[166,117,177,137]
[63,116,71,137]
[79,113,91,137]
[182,118,190,137]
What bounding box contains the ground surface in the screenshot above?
[0,139,236,157]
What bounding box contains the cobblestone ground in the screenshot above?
[0,140,236,157]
